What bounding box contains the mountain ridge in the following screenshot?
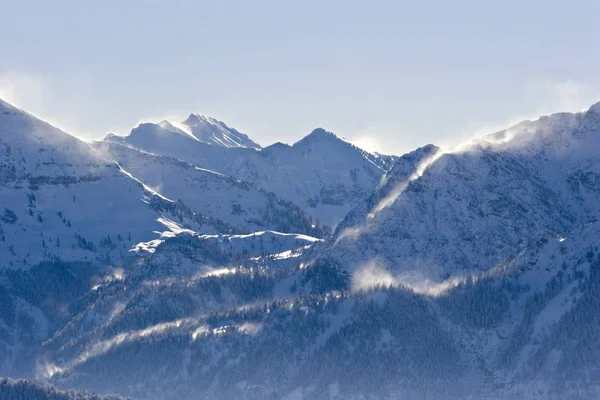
[104,122,394,226]
[3,98,600,399]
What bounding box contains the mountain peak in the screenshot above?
[182,113,212,126]
[308,127,337,139]
[157,119,183,132]
[293,128,341,148]
[181,113,261,149]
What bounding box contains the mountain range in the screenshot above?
[104,117,395,227]
[1,98,600,399]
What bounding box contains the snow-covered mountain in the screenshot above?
[0,99,188,269]
[0,99,255,375]
[106,114,260,150]
[182,113,261,149]
[105,122,395,226]
[93,140,325,236]
[4,100,600,400]
[326,103,600,283]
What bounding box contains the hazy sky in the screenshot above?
[1,0,600,155]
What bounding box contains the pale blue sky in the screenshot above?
[1,0,599,154]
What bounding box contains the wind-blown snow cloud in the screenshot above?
[0,70,97,139]
[0,71,45,110]
[369,148,443,216]
[351,259,467,297]
[351,260,395,292]
[455,79,600,150]
[336,147,443,243]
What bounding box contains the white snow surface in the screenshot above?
[105,125,394,226]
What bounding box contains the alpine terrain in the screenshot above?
[2,98,600,400]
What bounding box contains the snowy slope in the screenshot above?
[326,102,600,283]
[93,141,324,236]
[0,99,214,375]
[6,100,600,400]
[0,99,183,269]
[182,113,261,149]
[105,124,394,226]
[39,205,600,400]
[132,229,322,278]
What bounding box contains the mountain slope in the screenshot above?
[93,141,325,236]
[326,103,600,283]
[105,125,393,226]
[6,101,600,400]
[0,99,179,269]
[0,99,217,376]
[182,113,261,149]
[39,197,600,400]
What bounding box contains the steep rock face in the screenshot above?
[105,125,393,227]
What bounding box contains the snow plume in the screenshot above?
[369,148,443,217]
[198,267,237,278]
[68,319,190,371]
[397,272,467,297]
[351,260,395,292]
[36,361,65,379]
[337,148,443,244]
[91,267,125,291]
[0,70,97,139]
[109,301,127,320]
[191,325,210,341]
[237,322,263,335]
[104,267,125,284]
[351,259,467,297]
[335,226,363,244]
[118,164,173,202]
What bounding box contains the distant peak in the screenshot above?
[294,128,339,146]
[180,113,261,149]
[309,127,336,138]
[183,113,216,126]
